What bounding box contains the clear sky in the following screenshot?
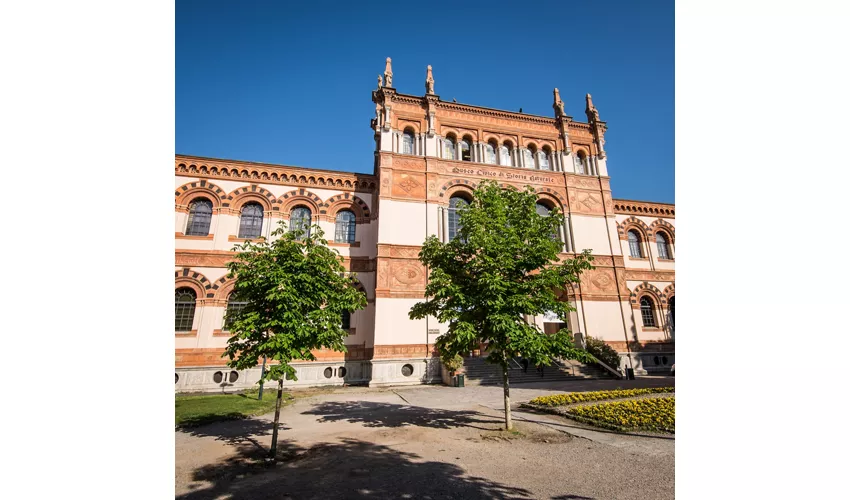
[176,0,673,203]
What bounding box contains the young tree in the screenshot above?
[409,180,594,430]
[223,221,367,458]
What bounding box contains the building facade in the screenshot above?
[175,59,675,392]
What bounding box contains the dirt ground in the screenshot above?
[176,378,675,499]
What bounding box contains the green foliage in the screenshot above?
[175,389,291,428]
[409,180,595,371]
[222,221,367,383]
[584,336,623,371]
[527,387,674,407]
[441,352,464,373]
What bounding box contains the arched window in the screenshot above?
[335,210,356,243]
[289,206,312,240]
[524,148,535,169]
[575,151,587,174]
[538,150,551,170]
[499,144,512,166]
[238,202,263,239]
[444,137,456,160]
[484,142,497,164]
[627,230,643,258]
[175,287,196,332]
[640,297,657,327]
[448,195,470,241]
[536,202,559,242]
[656,232,671,259]
[186,198,213,236]
[224,292,248,331]
[460,140,472,162]
[341,311,351,330]
[402,129,415,155]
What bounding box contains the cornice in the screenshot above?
[612,198,675,218]
[175,155,378,193]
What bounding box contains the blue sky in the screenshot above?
[176,0,673,203]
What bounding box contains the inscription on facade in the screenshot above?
[450,167,555,184]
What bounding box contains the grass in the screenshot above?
[175,388,292,428]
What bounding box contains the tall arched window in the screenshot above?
[575,151,587,174]
[402,129,415,155]
[335,210,356,243]
[640,297,657,327]
[538,150,551,170]
[536,202,559,242]
[185,198,213,236]
[499,144,511,166]
[238,202,264,239]
[290,206,312,240]
[175,287,196,332]
[524,148,535,169]
[444,137,456,159]
[656,232,671,259]
[224,292,248,331]
[627,230,643,258]
[484,142,497,164]
[341,311,351,330]
[460,140,472,162]
[448,195,470,241]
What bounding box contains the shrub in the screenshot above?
[567,396,675,433]
[441,353,464,373]
[584,336,622,370]
[527,387,674,407]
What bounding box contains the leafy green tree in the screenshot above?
[410,180,594,430]
[223,221,367,457]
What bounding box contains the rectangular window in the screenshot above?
[629,240,642,258]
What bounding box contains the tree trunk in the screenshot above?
[502,363,512,430]
[269,379,283,459]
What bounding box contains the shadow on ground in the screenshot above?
[182,417,291,454]
[177,438,536,500]
[302,400,503,430]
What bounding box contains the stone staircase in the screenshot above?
[460,356,614,386]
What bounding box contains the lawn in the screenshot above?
[175,388,292,428]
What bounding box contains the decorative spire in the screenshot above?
[425,65,435,95]
[553,87,566,118]
[585,93,600,122]
[383,57,393,88]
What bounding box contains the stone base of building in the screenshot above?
[614,342,675,376]
[175,358,442,393]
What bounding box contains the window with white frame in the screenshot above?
[640,296,657,327]
[186,198,213,236]
[402,130,415,155]
[484,142,497,164]
[238,202,264,239]
[448,195,470,241]
[444,137,456,159]
[499,145,511,166]
[656,232,671,259]
[627,230,643,258]
[335,210,356,243]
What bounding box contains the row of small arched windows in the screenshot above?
[401,130,592,173]
[175,288,351,332]
[184,197,357,243]
[627,230,672,260]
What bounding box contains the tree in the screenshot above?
[223,221,367,458]
[409,180,594,430]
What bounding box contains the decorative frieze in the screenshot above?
[613,199,675,218]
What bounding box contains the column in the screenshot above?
[441,207,449,242]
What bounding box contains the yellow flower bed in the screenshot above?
[567,397,675,433]
[528,387,674,407]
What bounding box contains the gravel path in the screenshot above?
[176,377,674,499]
